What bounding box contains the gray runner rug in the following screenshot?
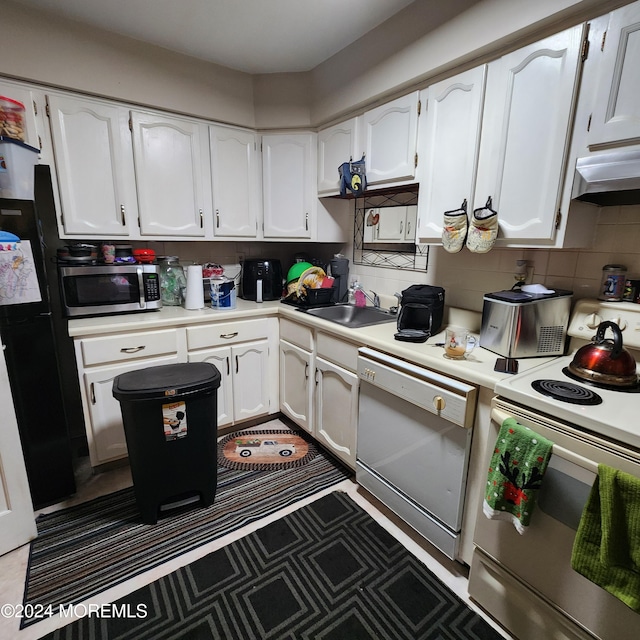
[22,430,350,628]
[40,491,503,640]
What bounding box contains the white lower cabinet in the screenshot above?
[279,340,313,434]
[279,319,359,468]
[74,318,279,467]
[81,355,180,466]
[314,356,358,468]
[189,340,271,428]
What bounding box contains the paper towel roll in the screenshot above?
[184,264,204,310]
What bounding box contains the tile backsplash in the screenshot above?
[129,203,640,314]
[349,204,640,312]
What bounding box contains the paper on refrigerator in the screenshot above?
[0,240,42,305]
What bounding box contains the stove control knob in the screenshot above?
[584,313,602,329]
[610,316,627,330]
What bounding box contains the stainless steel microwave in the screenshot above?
[59,264,162,317]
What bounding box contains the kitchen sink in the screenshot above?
[300,304,396,328]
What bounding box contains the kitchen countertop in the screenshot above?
[68,300,557,390]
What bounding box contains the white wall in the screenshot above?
[0,0,256,127]
[309,0,629,125]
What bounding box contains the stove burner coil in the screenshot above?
[531,379,603,405]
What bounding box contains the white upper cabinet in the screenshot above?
[586,1,640,148]
[131,111,209,237]
[473,24,584,243]
[361,91,420,186]
[317,117,360,195]
[262,133,314,239]
[416,68,486,242]
[209,125,261,238]
[48,94,136,237]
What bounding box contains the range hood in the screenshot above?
[572,148,640,206]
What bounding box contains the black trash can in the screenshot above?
[113,362,221,524]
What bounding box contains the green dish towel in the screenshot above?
[483,417,553,534]
[571,464,640,612]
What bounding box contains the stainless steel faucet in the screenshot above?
[354,283,380,307]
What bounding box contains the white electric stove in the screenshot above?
[469,298,640,640]
[495,298,640,451]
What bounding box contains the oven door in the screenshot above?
[469,399,640,640]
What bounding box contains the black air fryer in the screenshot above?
[240,259,283,301]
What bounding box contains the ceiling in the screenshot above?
[10,0,419,74]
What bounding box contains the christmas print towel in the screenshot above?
[483,417,554,534]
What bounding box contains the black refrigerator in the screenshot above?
[0,165,77,508]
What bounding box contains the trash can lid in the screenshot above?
[113,362,221,401]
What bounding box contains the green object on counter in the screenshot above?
[158,256,186,305]
[286,261,313,284]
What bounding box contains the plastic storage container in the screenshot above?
[112,362,221,524]
[0,136,39,198]
[0,96,26,141]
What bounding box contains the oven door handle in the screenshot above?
[491,407,599,474]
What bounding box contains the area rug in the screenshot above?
[218,429,314,470]
[22,430,351,628]
[40,492,502,640]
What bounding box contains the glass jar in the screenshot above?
[598,264,627,301]
[158,256,186,306]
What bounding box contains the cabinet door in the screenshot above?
[587,2,640,147]
[279,340,313,433]
[376,205,407,242]
[188,347,234,428]
[131,111,207,237]
[362,91,420,185]
[210,125,260,238]
[473,25,584,242]
[416,67,486,242]
[314,357,358,468]
[82,355,180,466]
[262,133,314,238]
[317,117,360,194]
[48,94,136,236]
[232,340,270,422]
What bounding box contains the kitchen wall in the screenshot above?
[349,203,640,311]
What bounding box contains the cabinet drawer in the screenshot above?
[316,332,359,372]
[80,329,179,366]
[279,318,313,351]
[186,319,268,351]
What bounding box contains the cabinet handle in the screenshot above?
[120,345,146,353]
[305,212,309,231]
[120,204,126,226]
[406,220,411,235]
[235,354,239,374]
[90,382,96,405]
[199,209,204,228]
[226,356,230,375]
[216,209,220,228]
[304,363,309,379]
[220,332,238,339]
[400,220,403,234]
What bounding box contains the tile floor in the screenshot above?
[0,419,513,639]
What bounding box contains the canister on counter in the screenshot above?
[598,264,627,301]
[623,277,640,303]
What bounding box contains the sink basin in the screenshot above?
[301,304,396,328]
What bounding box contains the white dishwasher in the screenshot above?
[356,347,477,560]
